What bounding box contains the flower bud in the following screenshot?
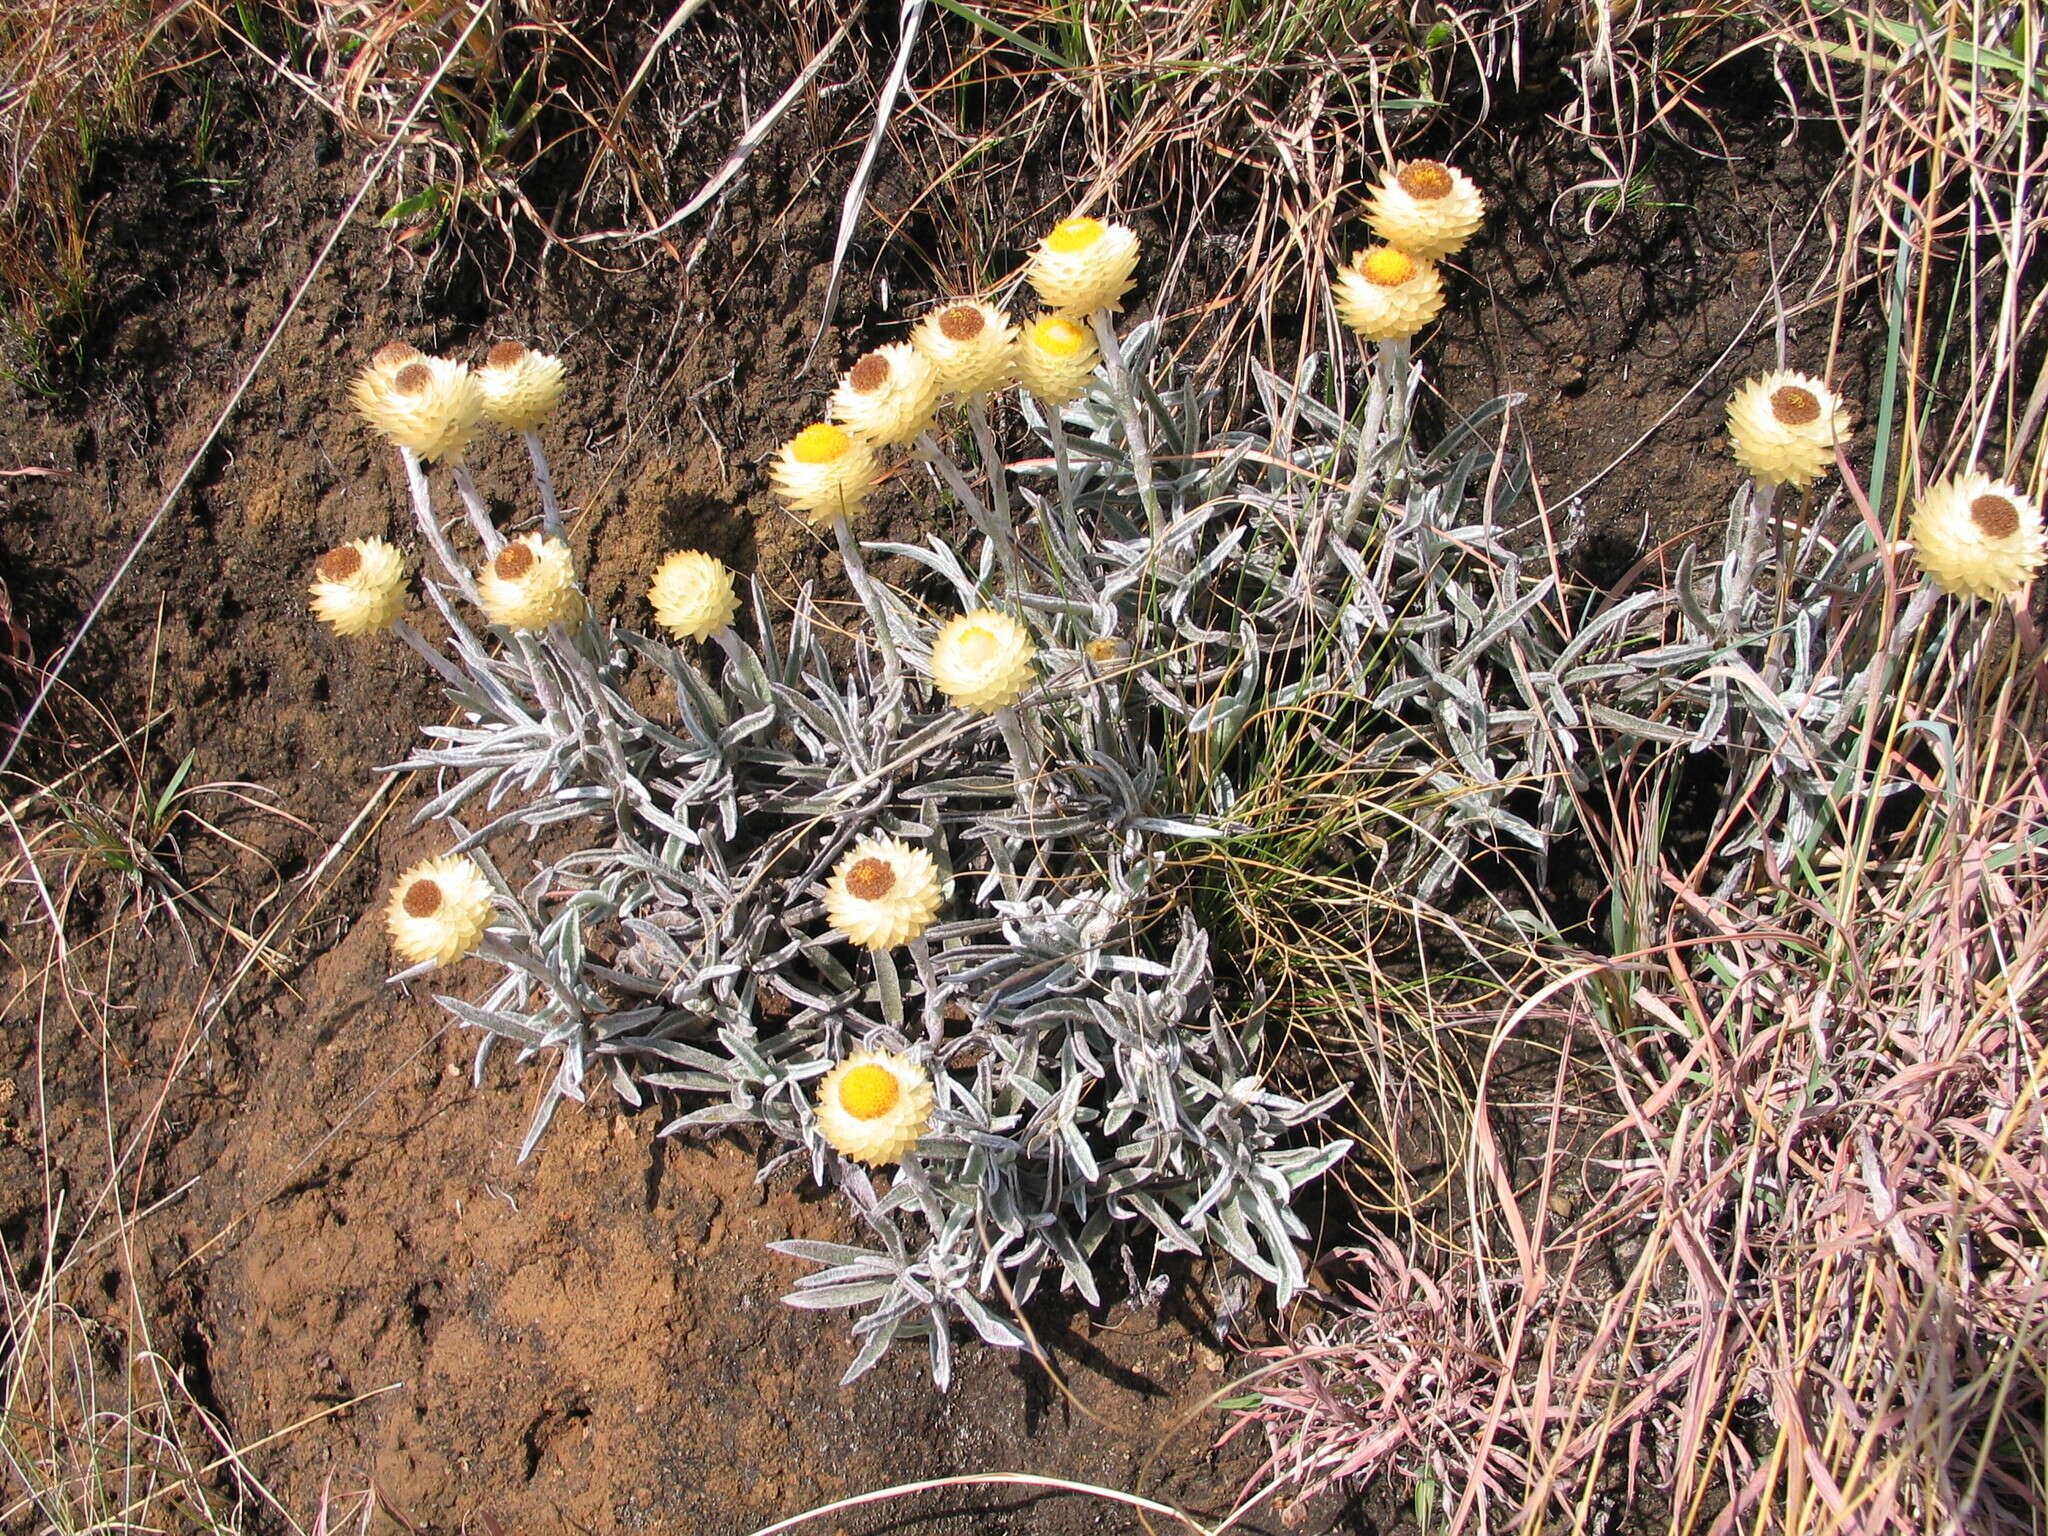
[1725,371,1852,489]
[385,854,495,966]
[475,341,567,432]
[349,353,484,463]
[309,537,408,637]
[1909,472,2046,600]
[930,608,1036,714]
[912,302,1018,398]
[1018,314,1099,408]
[649,549,739,641]
[823,835,945,951]
[814,1046,935,1165]
[1025,216,1141,317]
[1365,160,1486,260]
[1333,247,1445,342]
[476,533,585,631]
[770,423,880,524]
[829,343,939,446]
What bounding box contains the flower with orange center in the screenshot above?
[813,1047,935,1166]
[1025,216,1142,317]
[1018,314,1100,407]
[829,343,939,446]
[475,341,568,431]
[911,301,1018,398]
[930,609,1036,713]
[476,533,585,631]
[823,834,944,950]
[1365,160,1486,260]
[1725,370,1852,489]
[1333,246,1446,342]
[308,537,407,637]
[385,853,496,966]
[1909,472,2047,600]
[770,423,880,524]
[349,353,484,462]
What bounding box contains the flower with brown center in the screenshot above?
[912,301,1018,398]
[930,609,1036,714]
[823,834,944,950]
[813,1047,936,1165]
[648,549,739,641]
[308,537,408,636]
[770,423,880,524]
[1025,216,1142,317]
[1364,160,1486,260]
[1332,246,1446,343]
[1725,370,1853,489]
[349,353,484,463]
[1908,471,2047,600]
[1018,314,1100,408]
[385,853,496,966]
[476,533,585,631]
[475,341,568,432]
[828,343,939,446]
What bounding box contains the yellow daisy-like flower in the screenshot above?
[1725,370,1852,489]
[1018,314,1100,408]
[1909,472,2047,601]
[349,354,484,463]
[1333,247,1446,343]
[475,341,567,432]
[476,533,585,631]
[1365,160,1486,261]
[648,549,739,641]
[308,537,408,637]
[930,608,1036,714]
[912,302,1018,398]
[823,834,945,951]
[1025,216,1142,317]
[829,343,940,447]
[814,1048,935,1166]
[385,854,496,967]
[770,423,880,524]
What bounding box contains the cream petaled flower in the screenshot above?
[385,854,495,966]
[912,302,1018,397]
[350,354,484,463]
[362,340,423,393]
[1909,472,2047,601]
[1726,370,1852,489]
[770,423,879,524]
[930,608,1036,713]
[476,533,585,631]
[649,549,739,641]
[814,1048,935,1166]
[1365,160,1486,260]
[475,341,567,431]
[1018,314,1100,408]
[1333,247,1446,342]
[309,537,407,637]
[829,344,939,447]
[823,835,944,950]
[1026,216,1142,317]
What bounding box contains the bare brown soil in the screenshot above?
[0,35,1860,1536]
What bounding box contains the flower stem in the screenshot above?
[399,448,482,605]
[832,514,902,686]
[966,395,1025,593]
[1089,311,1163,536]
[450,462,505,554]
[522,430,567,542]
[392,618,469,689]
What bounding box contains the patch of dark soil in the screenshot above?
[0,19,1884,1536]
